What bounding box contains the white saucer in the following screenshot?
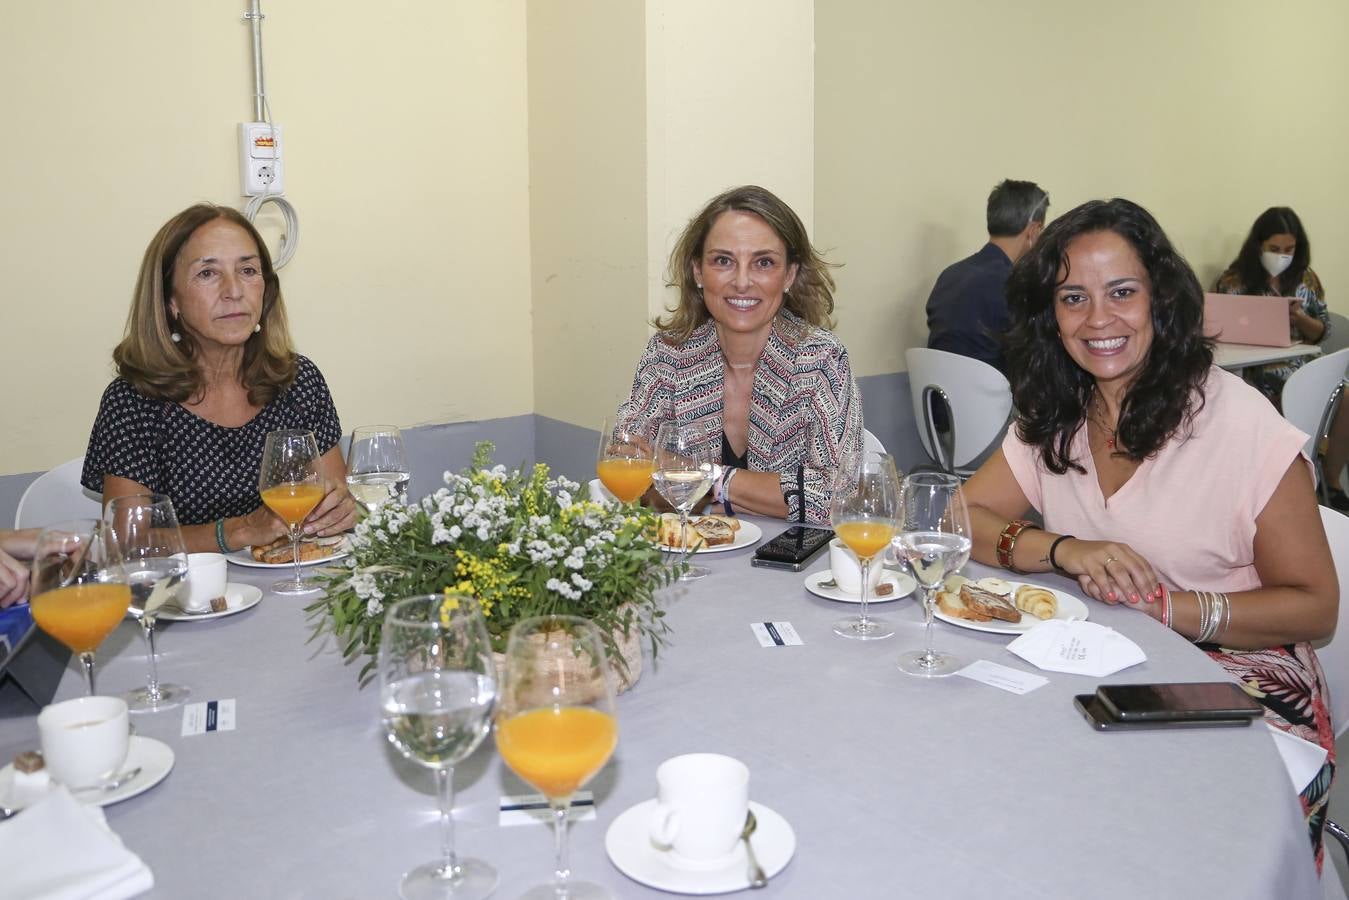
[0,735,175,811]
[605,799,795,895]
[804,569,916,603]
[157,583,263,622]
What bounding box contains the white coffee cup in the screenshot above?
[649,753,749,867]
[37,696,130,789]
[185,552,228,612]
[829,538,886,595]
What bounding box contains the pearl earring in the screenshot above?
[171,331,181,343]
[696,282,703,289]
[253,323,261,334]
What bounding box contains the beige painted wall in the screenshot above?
[527,0,648,429]
[644,0,816,326]
[0,1,533,475]
[816,0,1349,378]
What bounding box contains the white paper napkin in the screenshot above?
[0,785,153,900]
[1266,724,1328,794]
[1005,619,1146,677]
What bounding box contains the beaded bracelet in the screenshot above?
[995,519,1039,573]
[215,518,231,554]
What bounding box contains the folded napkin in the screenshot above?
[1006,619,1146,677]
[0,786,153,900]
[1267,724,1328,794]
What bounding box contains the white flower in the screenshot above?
[570,573,593,592]
[366,597,384,617]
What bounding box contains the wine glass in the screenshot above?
[347,425,412,513]
[652,420,716,581]
[258,428,324,594]
[105,494,190,712]
[379,593,498,900]
[595,417,655,504]
[894,472,973,677]
[830,451,901,640]
[29,519,129,696]
[497,616,618,900]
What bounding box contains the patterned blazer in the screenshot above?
[616,311,863,523]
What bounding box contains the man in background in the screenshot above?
[925,179,1048,373]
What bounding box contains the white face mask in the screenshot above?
[1261,251,1293,278]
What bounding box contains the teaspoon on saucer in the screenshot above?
[72,766,143,795]
[741,810,767,889]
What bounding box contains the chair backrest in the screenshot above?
[1316,505,1349,738]
[1282,348,1349,458]
[904,348,1013,472]
[1322,312,1349,356]
[14,457,103,529]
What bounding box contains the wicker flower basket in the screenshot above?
[493,617,644,697]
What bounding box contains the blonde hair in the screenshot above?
[113,204,297,405]
[657,185,838,344]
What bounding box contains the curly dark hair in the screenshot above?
[1220,206,1311,296]
[1004,198,1214,474]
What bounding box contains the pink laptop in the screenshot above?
[1203,293,1293,347]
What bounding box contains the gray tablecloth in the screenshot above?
[0,521,1322,899]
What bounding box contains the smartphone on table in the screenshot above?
[1096,682,1263,722]
[750,526,834,572]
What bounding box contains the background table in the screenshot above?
[0,523,1321,899]
[1214,341,1321,371]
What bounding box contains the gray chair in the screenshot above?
[905,348,1012,478]
[1315,506,1349,867]
[1283,348,1349,504]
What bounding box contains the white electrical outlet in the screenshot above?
[239,122,285,196]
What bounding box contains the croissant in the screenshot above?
[1014,585,1058,620]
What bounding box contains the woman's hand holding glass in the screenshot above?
[497,616,618,900]
[29,520,129,696]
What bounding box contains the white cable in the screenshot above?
[240,3,298,269]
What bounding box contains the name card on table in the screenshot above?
[956,660,1049,695]
[751,622,803,647]
[182,699,236,736]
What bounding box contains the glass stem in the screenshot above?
[922,585,937,663]
[551,798,573,898]
[857,556,872,628]
[290,526,303,585]
[79,651,96,696]
[436,766,460,878]
[141,617,162,700]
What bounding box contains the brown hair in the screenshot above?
[657,185,838,343]
[113,203,297,405]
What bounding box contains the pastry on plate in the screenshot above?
[657,513,738,548]
[1014,584,1058,620]
[251,534,345,564]
[959,583,1021,623]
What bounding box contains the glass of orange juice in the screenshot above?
[830,450,901,641]
[497,616,618,900]
[595,418,655,504]
[29,519,130,696]
[258,429,325,595]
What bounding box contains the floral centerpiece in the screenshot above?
[307,442,683,685]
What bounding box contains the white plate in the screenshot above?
[157,583,262,622]
[933,579,1089,635]
[226,536,350,569]
[804,569,917,603]
[660,520,763,554]
[606,799,794,895]
[0,736,175,811]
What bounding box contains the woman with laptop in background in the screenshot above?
[1215,206,1329,402]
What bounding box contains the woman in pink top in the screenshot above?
[962,198,1338,868]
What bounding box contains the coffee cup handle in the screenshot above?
[649,804,680,849]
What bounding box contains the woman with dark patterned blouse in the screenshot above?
[82,204,355,553]
[616,185,863,524]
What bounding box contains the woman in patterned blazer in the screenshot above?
[81,204,355,554]
[617,185,863,524]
